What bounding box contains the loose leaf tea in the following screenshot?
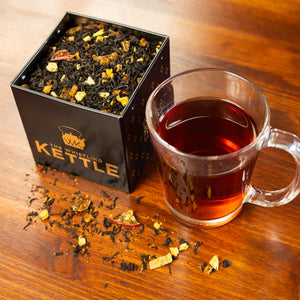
[23,166,232,276]
[22,21,162,115]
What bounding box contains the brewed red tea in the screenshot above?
[157,98,258,220]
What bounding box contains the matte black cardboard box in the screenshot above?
[11,12,170,193]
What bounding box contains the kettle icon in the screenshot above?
[58,126,86,150]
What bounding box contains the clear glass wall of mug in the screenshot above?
[146,68,300,227]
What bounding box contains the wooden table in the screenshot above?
[1,1,299,299]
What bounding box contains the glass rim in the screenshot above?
[146,67,271,161]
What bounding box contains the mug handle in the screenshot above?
[246,128,300,207]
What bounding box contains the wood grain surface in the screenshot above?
[1,1,299,299]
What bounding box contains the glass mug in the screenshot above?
[146,68,300,227]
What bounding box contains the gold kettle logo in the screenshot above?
[58,125,86,150]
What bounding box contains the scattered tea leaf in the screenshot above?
[222,259,231,268]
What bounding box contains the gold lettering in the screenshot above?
[52,148,64,160]
[35,140,51,156]
[93,161,105,173]
[50,143,62,150]
[35,141,120,178]
[106,163,119,178]
[79,157,90,168]
[65,152,77,163]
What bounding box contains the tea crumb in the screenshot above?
[222,259,231,268]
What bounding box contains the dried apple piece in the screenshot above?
[75,91,87,102]
[209,255,219,271]
[199,255,219,275]
[179,242,189,251]
[149,253,173,270]
[169,247,179,257]
[109,210,140,227]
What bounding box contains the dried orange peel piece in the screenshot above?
[109,210,140,227]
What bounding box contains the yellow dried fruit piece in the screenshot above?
[115,64,122,72]
[50,91,58,97]
[169,247,179,257]
[68,36,74,41]
[69,85,78,98]
[153,221,162,230]
[93,29,105,37]
[46,62,58,72]
[207,186,212,198]
[199,255,219,275]
[78,236,87,247]
[156,45,161,53]
[94,53,118,65]
[149,253,173,270]
[96,36,104,42]
[179,243,189,251]
[105,68,114,79]
[84,76,95,85]
[99,92,110,98]
[116,95,129,107]
[109,210,140,227]
[84,214,93,223]
[60,87,70,100]
[121,40,130,52]
[136,57,144,62]
[112,90,121,95]
[73,52,80,60]
[75,91,86,102]
[139,38,147,47]
[83,35,91,42]
[43,85,52,94]
[39,209,49,221]
[208,255,219,271]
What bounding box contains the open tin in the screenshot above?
[11,12,170,192]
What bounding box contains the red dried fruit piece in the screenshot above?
[50,49,74,61]
[109,210,140,227]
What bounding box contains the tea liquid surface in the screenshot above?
[157,98,257,156]
[156,98,258,220]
